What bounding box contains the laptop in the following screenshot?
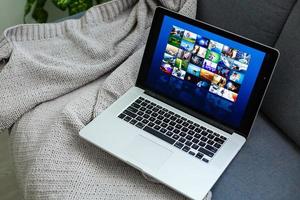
[80,7,279,200]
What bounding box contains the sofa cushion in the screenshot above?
[262,0,300,146]
[212,114,300,200]
[196,0,300,146]
[196,0,296,46]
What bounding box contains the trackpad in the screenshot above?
[126,135,173,170]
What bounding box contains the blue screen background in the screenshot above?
[145,16,266,128]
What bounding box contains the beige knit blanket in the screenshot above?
[0,0,212,199]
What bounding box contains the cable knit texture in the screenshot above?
[0,0,212,199]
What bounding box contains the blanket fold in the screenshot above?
[0,0,212,199]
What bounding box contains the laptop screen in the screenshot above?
[144,15,266,129]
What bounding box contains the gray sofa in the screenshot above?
[67,0,300,199]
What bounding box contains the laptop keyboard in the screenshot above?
[117,97,227,163]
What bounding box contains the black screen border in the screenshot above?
[136,7,279,138]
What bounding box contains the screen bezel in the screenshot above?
[136,7,279,138]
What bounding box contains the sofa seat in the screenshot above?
[212,114,300,200]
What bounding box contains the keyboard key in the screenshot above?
[191,144,199,150]
[157,115,164,120]
[185,141,192,146]
[154,125,160,130]
[124,110,137,118]
[143,114,150,119]
[196,153,203,159]
[145,99,150,103]
[146,110,152,114]
[161,123,168,128]
[194,133,201,139]
[137,111,144,116]
[170,121,176,126]
[160,128,167,134]
[214,143,221,148]
[179,137,186,143]
[135,99,142,104]
[150,102,156,106]
[149,117,156,122]
[158,110,165,115]
[207,129,213,133]
[176,119,183,124]
[199,147,214,157]
[153,107,159,112]
[163,118,170,123]
[187,120,193,124]
[201,131,208,136]
[182,122,189,127]
[181,116,187,121]
[136,116,143,121]
[127,106,138,113]
[124,116,131,122]
[140,107,146,111]
[188,130,195,136]
[174,142,184,149]
[175,124,182,129]
[188,125,195,130]
[147,105,153,109]
[202,158,209,163]
[168,111,174,115]
[135,122,145,129]
[193,123,200,127]
[213,132,220,137]
[179,132,186,137]
[154,120,162,125]
[167,126,174,131]
[200,137,208,142]
[164,113,171,118]
[144,126,175,145]
[220,136,227,140]
[195,128,202,133]
[173,129,180,134]
[192,138,199,144]
[142,119,149,124]
[207,134,214,139]
[138,97,145,101]
[151,112,158,117]
[214,137,225,144]
[170,116,177,121]
[182,146,190,152]
[131,103,141,109]
[118,113,125,119]
[200,126,206,130]
[186,135,193,140]
[188,151,195,156]
[130,119,137,125]
[207,140,214,145]
[182,127,188,132]
[205,145,217,153]
[199,141,205,147]
[148,122,155,127]
[141,102,147,106]
[165,131,173,137]
[172,135,179,140]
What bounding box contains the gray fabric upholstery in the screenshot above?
[196,0,296,46]
[212,114,300,200]
[196,0,300,145]
[263,0,300,146]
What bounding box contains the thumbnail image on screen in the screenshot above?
[160,26,251,103]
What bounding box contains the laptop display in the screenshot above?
[145,16,266,128]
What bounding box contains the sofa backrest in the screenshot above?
[196,0,300,146]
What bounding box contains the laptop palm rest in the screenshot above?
[126,135,173,170]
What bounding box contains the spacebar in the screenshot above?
[143,126,175,145]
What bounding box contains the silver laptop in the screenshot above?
[80,7,279,200]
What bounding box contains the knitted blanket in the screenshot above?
[0,0,212,199]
